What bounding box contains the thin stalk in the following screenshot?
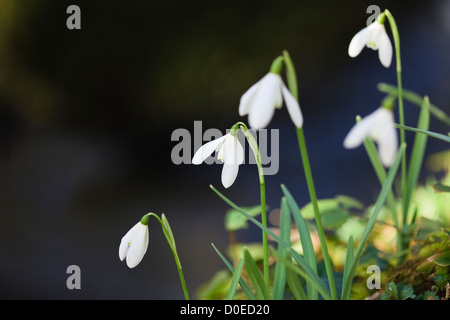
[384,10,407,226]
[238,123,269,290]
[282,50,337,300]
[148,213,190,300]
[377,83,450,126]
[259,175,269,289]
[296,128,337,300]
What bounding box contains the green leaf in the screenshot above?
[394,124,450,144]
[341,144,405,300]
[285,265,307,300]
[321,210,349,229]
[430,251,450,267]
[381,282,399,300]
[300,196,362,220]
[403,96,430,224]
[341,235,354,300]
[211,243,256,300]
[161,214,176,250]
[281,184,317,299]
[432,183,450,193]
[272,198,291,300]
[225,206,261,232]
[300,198,339,220]
[363,133,399,228]
[423,290,440,300]
[271,248,330,300]
[209,185,331,300]
[378,82,450,127]
[334,195,365,210]
[243,247,270,300]
[195,270,231,300]
[226,258,244,300]
[398,283,416,300]
[282,50,298,100]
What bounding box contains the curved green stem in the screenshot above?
[384,10,407,225]
[148,213,190,300]
[239,123,270,291]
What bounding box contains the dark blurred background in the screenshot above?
[0,0,449,299]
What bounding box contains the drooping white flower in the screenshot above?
[119,218,149,268]
[343,107,398,167]
[348,20,393,68]
[192,132,244,188]
[238,73,303,130]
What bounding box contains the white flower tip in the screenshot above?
[191,155,202,165]
[222,182,232,189]
[348,26,370,58]
[343,138,355,149]
[119,222,149,269]
[378,41,392,68]
[126,258,140,269]
[281,86,303,128]
[343,128,363,149]
[238,101,248,117]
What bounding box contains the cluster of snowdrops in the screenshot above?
[118,9,450,300]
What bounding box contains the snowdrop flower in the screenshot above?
[239,72,303,130]
[119,215,149,268]
[192,132,244,188]
[343,107,398,167]
[348,20,393,68]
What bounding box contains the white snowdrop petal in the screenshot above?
[239,77,264,116]
[248,74,280,129]
[343,111,378,149]
[220,134,236,163]
[378,128,398,167]
[221,161,239,189]
[348,26,371,57]
[376,110,398,167]
[119,239,129,261]
[119,222,140,261]
[377,28,393,68]
[281,84,303,128]
[220,135,241,188]
[192,135,227,165]
[235,136,245,165]
[126,224,149,269]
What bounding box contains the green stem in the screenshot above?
[296,128,337,300]
[239,123,269,290]
[385,10,407,226]
[148,213,190,300]
[282,50,337,300]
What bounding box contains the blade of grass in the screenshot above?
[211,243,256,300]
[285,266,307,300]
[272,197,291,300]
[243,247,270,300]
[283,50,337,300]
[378,82,450,126]
[340,235,354,300]
[226,258,244,300]
[363,134,399,228]
[403,96,430,225]
[394,124,450,143]
[341,143,405,300]
[271,248,331,300]
[362,128,401,255]
[209,185,331,300]
[281,184,318,299]
[432,183,450,193]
